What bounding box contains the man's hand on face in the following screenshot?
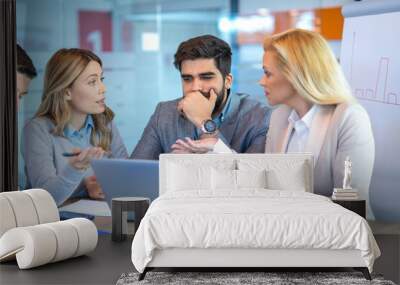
[177,89,217,128]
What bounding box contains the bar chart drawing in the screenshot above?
[347,32,399,106]
[353,57,399,105]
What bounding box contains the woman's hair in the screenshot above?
[263,28,355,105]
[35,48,114,150]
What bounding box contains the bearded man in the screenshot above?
[131,35,271,159]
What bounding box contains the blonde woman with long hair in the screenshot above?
[22,48,128,206]
[260,29,374,218]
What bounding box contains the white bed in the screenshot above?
[131,154,380,280]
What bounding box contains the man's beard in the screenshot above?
[179,86,228,119]
[199,86,227,116]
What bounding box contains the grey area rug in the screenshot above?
[116,271,396,285]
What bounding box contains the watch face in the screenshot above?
[204,120,217,132]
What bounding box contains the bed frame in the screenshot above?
[139,248,371,280]
[138,154,372,281]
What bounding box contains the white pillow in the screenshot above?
[266,164,307,191]
[211,168,267,190]
[166,159,236,192]
[237,159,310,192]
[236,169,267,189]
[211,169,236,190]
[167,162,211,191]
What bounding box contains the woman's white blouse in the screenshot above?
[286,104,318,153]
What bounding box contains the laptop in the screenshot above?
[91,159,159,209]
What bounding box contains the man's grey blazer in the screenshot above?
[131,93,271,160]
[265,103,375,217]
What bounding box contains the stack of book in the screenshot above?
[332,188,359,200]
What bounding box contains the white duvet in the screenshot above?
[131,190,380,273]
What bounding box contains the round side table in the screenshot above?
[111,197,150,242]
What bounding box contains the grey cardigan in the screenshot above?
[131,93,271,159]
[265,103,375,217]
[22,117,128,206]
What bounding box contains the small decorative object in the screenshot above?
[332,156,359,200]
[342,156,352,190]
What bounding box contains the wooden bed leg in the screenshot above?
[138,268,148,281]
[354,267,371,280]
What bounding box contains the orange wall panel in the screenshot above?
[316,7,343,40]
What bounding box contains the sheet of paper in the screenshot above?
[59,199,111,216]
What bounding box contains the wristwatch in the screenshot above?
[201,119,218,134]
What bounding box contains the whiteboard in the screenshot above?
[340,0,400,221]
